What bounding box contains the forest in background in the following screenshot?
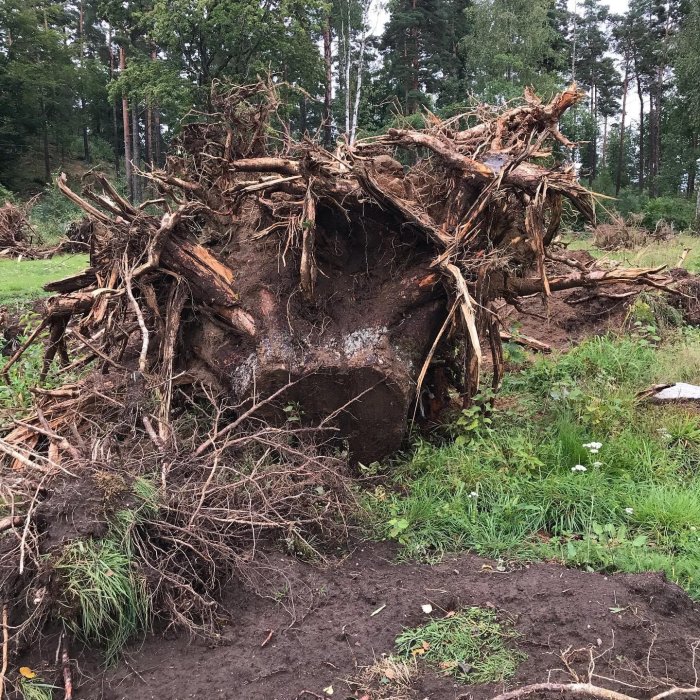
[1,0,700,229]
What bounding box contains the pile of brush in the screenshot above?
[0,202,33,258]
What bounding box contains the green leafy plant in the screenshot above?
[53,478,157,663]
[364,332,700,599]
[395,607,525,683]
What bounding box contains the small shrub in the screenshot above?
[592,216,648,250]
[29,176,84,243]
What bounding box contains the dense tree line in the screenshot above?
[1,0,699,219]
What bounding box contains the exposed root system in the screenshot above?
[0,81,681,668]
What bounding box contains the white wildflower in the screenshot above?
[624,508,634,515]
[468,491,478,498]
[571,464,587,473]
[583,441,602,452]
[592,461,603,468]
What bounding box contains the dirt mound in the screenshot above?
[35,542,697,700]
[669,269,700,326]
[499,250,700,352]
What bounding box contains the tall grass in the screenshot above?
[54,477,158,662]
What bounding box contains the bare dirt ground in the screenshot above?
[51,542,699,700]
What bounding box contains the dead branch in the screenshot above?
[489,682,700,700]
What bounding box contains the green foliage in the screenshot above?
[642,196,697,232]
[0,183,16,204]
[56,537,150,663]
[29,177,85,243]
[0,309,86,424]
[460,0,563,101]
[395,607,525,683]
[365,332,700,599]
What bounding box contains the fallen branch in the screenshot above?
[489,682,700,700]
[500,331,552,353]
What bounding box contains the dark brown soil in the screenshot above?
[504,289,632,352]
[48,542,700,700]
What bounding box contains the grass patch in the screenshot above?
[0,254,89,308]
[567,233,700,273]
[18,678,57,700]
[395,607,525,683]
[366,330,700,598]
[54,477,158,663]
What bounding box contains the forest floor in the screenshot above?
[3,235,700,700]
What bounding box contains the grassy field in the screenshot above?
[567,232,700,273]
[0,254,89,308]
[365,328,700,598]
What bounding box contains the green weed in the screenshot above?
[0,314,87,424]
[395,607,525,683]
[54,478,158,663]
[55,538,150,663]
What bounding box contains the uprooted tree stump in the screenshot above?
[2,81,672,465]
[0,202,32,257]
[1,81,685,667]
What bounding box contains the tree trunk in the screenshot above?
[688,135,696,197]
[350,2,369,146]
[41,96,50,183]
[78,0,89,165]
[120,47,133,201]
[299,97,307,135]
[154,108,162,167]
[81,100,90,164]
[108,27,120,178]
[342,3,351,138]
[409,0,420,114]
[588,83,597,186]
[322,16,333,149]
[131,99,141,203]
[146,102,153,168]
[601,115,608,169]
[648,74,662,198]
[636,71,644,191]
[615,59,629,196]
